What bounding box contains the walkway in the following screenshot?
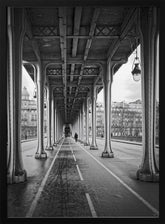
[7,137,159,218]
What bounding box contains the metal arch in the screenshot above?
[111,58,128,78]
[23,61,37,83]
[44,62,62,71]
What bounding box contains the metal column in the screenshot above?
[7,8,27,183]
[90,85,98,150]
[136,7,159,182]
[102,62,114,158]
[35,63,47,159]
[52,97,57,146]
[80,103,84,143]
[45,84,53,150]
[84,97,90,146]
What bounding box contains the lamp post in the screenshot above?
[131,43,141,82]
[33,86,37,98]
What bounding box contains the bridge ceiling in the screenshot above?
[23,6,138,123]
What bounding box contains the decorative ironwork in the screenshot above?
[47,68,62,75]
[32,26,59,37]
[54,87,63,92]
[83,68,99,75]
[78,86,90,92]
[95,25,120,36]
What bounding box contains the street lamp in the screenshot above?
[131,41,141,82]
[33,87,37,98]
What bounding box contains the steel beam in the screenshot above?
[107,8,138,62]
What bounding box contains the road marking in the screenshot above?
[73,154,76,162]
[78,143,159,217]
[26,139,64,218]
[85,193,97,218]
[76,164,84,181]
[69,140,82,178]
[70,139,97,217]
[68,140,75,157]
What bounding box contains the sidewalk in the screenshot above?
[97,137,159,148]
[21,138,37,143]
[8,139,63,217]
[21,136,47,143]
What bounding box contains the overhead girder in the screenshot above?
[23,6,140,124]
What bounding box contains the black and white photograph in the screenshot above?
[0,0,161,223]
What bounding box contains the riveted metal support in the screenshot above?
[7,8,27,183]
[78,112,81,141]
[90,85,98,150]
[136,7,159,182]
[84,97,90,146]
[52,97,57,147]
[35,63,47,159]
[101,62,114,158]
[45,83,54,150]
[80,103,84,143]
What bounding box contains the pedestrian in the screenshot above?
[74,132,78,142]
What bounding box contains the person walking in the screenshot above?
[74,132,78,142]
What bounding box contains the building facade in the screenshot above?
[93,99,159,144]
[21,87,47,139]
[111,100,142,141]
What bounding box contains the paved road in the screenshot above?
[8,137,159,218]
[96,138,159,170]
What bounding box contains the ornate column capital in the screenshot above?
[102,61,113,83]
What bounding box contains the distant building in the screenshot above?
[111,100,142,139]
[21,87,47,139]
[96,102,104,137]
[94,99,159,143]
[88,102,104,137]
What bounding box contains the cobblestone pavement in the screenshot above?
[7,137,159,218]
[32,141,91,217]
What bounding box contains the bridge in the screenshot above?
[1,1,160,219]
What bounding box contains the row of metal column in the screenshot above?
[7,7,159,184]
[72,7,159,182]
[72,75,114,157]
[7,8,64,184]
[45,83,64,151]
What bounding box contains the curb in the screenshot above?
[96,137,159,148]
[21,138,37,143]
[21,136,47,143]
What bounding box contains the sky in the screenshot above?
[97,47,141,103]
[22,45,159,103]
[22,66,35,99]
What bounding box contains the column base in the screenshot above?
[102,151,114,158]
[35,152,47,159]
[45,145,54,150]
[7,170,27,184]
[90,145,98,150]
[136,169,159,182]
[84,142,89,146]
